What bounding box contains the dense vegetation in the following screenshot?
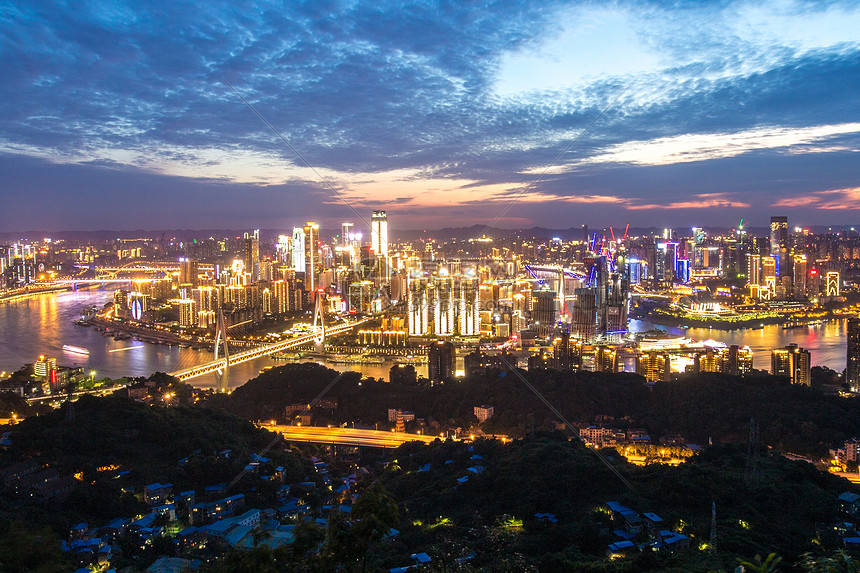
[0,395,308,544]
[216,363,860,457]
[373,437,858,572]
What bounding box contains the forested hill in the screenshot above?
[215,363,860,457]
[378,437,857,572]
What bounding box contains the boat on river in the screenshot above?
[62,344,90,355]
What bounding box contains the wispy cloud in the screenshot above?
[774,187,860,210]
[580,123,860,167]
[627,193,751,211]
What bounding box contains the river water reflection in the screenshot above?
[0,287,848,391]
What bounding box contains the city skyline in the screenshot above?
[2,1,860,232]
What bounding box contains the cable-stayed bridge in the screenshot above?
[168,318,371,381]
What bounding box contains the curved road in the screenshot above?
[271,424,440,448]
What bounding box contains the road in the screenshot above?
[270,424,440,448]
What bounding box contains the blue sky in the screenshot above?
[1,0,859,233]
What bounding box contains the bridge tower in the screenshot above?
[312,291,326,352]
[214,306,230,392]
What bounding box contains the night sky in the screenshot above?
[2,1,859,233]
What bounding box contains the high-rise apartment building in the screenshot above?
[771,344,811,385]
[848,318,860,392]
[179,257,199,288]
[636,351,670,382]
[428,341,455,382]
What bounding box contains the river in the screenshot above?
[0,288,849,390]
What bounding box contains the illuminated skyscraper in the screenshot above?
[179,257,199,288]
[244,229,260,282]
[636,351,670,382]
[341,222,354,246]
[770,216,788,274]
[371,211,388,257]
[303,222,319,291]
[793,254,807,297]
[291,227,305,273]
[771,344,810,385]
[847,318,860,392]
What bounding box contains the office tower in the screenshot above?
[342,222,354,246]
[303,222,319,291]
[770,216,788,275]
[771,344,811,385]
[179,257,199,288]
[761,256,776,281]
[371,210,388,257]
[676,259,690,284]
[793,254,807,298]
[428,341,455,382]
[291,227,306,272]
[826,271,840,297]
[243,229,260,282]
[848,318,860,392]
[636,351,670,382]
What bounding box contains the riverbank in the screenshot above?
[0,284,70,303]
[641,306,842,330]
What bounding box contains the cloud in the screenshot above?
[627,193,751,211]
[774,187,860,210]
[580,123,860,167]
[1,0,859,230]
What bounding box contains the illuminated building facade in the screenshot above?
[243,230,260,282]
[771,344,811,385]
[848,318,860,393]
[826,271,840,297]
[770,216,788,275]
[636,351,671,382]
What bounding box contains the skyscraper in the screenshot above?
[292,227,306,273]
[371,211,388,257]
[770,216,788,275]
[179,257,199,288]
[848,318,860,392]
[243,229,260,282]
[303,222,319,291]
[771,343,811,385]
[341,222,354,246]
[428,341,455,382]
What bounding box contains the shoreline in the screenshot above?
[639,311,836,330]
[0,284,71,303]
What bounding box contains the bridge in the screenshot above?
[271,424,439,448]
[168,318,372,381]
